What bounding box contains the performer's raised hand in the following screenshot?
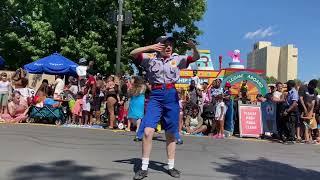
[184,39,200,61]
[149,43,165,52]
[130,42,164,58]
[183,39,197,49]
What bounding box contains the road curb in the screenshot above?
[0,123,274,143]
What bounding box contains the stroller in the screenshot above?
[27,105,67,125]
[27,92,69,125]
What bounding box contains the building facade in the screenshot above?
[247,41,298,82]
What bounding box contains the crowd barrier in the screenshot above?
[228,100,278,138]
[261,101,277,134]
[224,100,234,136]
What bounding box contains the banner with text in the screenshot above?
[239,104,263,138]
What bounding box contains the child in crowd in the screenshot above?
[118,97,128,129]
[0,72,11,114]
[178,90,185,135]
[79,79,87,92]
[256,94,266,103]
[71,92,84,124]
[127,76,146,140]
[223,82,232,99]
[177,89,185,144]
[43,95,60,108]
[213,94,227,139]
[82,91,91,126]
[117,77,130,129]
[223,82,232,108]
[68,77,79,97]
[300,102,317,143]
[33,84,59,108]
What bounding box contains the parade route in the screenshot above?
[0,123,319,180]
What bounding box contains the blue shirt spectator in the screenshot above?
[44,98,60,108]
[286,88,299,107]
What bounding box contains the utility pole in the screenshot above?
[219,55,223,70]
[116,0,123,75]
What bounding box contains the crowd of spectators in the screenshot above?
[0,63,319,145]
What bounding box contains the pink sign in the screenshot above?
[239,105,263,137]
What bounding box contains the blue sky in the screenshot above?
[197,0,320,81]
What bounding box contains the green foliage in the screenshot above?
[265,76,278,84]
[17,19,56,60]
[0,0,206,74]
[60,31,109,71]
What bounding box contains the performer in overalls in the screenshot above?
[130,36,200,180]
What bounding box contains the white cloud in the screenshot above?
[244,26,277,39]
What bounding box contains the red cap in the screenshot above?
[225,82,231,88]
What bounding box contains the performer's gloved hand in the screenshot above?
[149,43,165,52]
[184,40,197,49]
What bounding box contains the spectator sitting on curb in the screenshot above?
[0,91,29,123]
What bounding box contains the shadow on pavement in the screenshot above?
[114,158,167,173]
[152,136,167,142]
[10,160,124,180]
[214,157,320,180]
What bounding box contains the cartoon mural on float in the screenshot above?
[187,50,214,70]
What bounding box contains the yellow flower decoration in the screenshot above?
[147,53,156,59]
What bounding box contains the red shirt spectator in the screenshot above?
[85,75,97,96]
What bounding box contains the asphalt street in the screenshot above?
[0,123,319,180]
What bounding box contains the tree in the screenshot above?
[265,76,278,84]
[0,0,207,73]
[0,0,117,70]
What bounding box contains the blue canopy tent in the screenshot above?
[0,56,5,68]
[24,53,78,76]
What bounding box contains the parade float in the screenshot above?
[176,49,268,100]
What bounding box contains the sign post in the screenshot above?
[238,103,263,138]
[116,0,124,75]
